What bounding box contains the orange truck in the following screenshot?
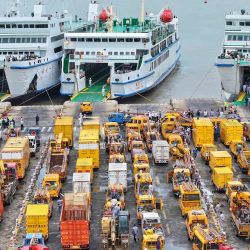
[60,193,90,249]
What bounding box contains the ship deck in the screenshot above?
[71,82,110,102]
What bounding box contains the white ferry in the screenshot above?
[2,1,67,98]
[61,1,181,100]
[216,9,250,97]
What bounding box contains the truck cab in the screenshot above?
[130,116,149,131]
[185,210,208,240]
[108,112,131,124]
[106,184,125,210]
[161,115,177,139]
[18,233,48,250]
[200,144,217,163]
[125,123,140,138]
[179,183,202,216]
[80,102,93,114]
[6,127,20,139]
[127,133,142,151]
[226,180,248,201]
[133,152,149,165]
[134,172,153,198]
[42,174,62,198]
[192,227,226,250]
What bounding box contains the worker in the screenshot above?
[57,199,63,213]
[192,147,198,159]
[156,238,161,250]
[205,151,209,160]
[35,114,39,126]
[102,85,105,97]
[132,224,139,242]
[194,170,199,186]
[78,114,83,127]
[215,203,221,213]
[89,77,92,86]
[112,204,120,219]
[20,117,24,131]
[237,143,242,154]
[148,184,153,197]
[219,211,225,223]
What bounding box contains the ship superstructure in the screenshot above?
[216,9,250,97]
[61,1,181,100]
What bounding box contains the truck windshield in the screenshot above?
[183,194,200,201]
[205,243,219,250]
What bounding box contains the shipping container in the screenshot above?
[54,117,74,147]
[26,204,49,239]
[75,158,94,182]
[220,119,243,145]
[192,118,214,148]
[212,167,233,191]
[73,173,91,195]
[209,151,232,170]
[2,137,30,179]
[108,163,127,190]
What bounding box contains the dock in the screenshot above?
[0,99,249,250]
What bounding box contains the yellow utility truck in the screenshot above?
[75,158,94,182]
[230,192,250,237]
[134,172,153,198]
[212,167,233,191]
[80,102,93,114]
[179,182,202,216]
[226,181,248,201]
[42,174,62,198]
[78,129,100,169]
[209,151,232,171]
[25,204,49,240]
[130,115,149,131]
[2,137,30,179]
[172,168,191,196]
[192,227,226,250]
[229,139,247,158]
[192,118,214,148]
[185,210,208,240]
[54,116,74,147]
[200,144,217,163]
[220,119,243,146]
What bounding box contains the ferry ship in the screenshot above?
[2,1,67,99]
[61,1,181,100]
[216,9,250,98]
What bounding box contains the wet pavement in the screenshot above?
[0,100,249,249]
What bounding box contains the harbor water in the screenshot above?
[1,0,249,104]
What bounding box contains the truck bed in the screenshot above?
[232,212,250,237]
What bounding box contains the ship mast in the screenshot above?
[140,0,145,23]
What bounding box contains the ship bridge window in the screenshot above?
[0,24,5,29]
[9,38,15,43]
[2,38,8,43]
[31,38,37,43]
[102,38,108,42]
[51,34,64,42]
[24,24,28,28]
[117,38,124,42]
[6,24,10,28]
[21,38,26,43]
[35,24,48,28]
[86,51,90,55]
[238,35,243,41]
[246,22,250,26]
[78,38,85,42]
[142,38,150,43]
[29,24,35,28]
[108,52,112,55]
[26,38,31,43]
[18,24,23,28]
[233,35,237,41]
[126,38,133,42]
[227,35,232,41]
[42,38,46,43]
[3,52,7,55]
[16,38,21,43]
[120,52,124,55]
[244,36,250,41]
[54,46,63,53]
[240,22,245,26]
[12,24,17,28]
[131,52,135,55]
[134,38,141,42]
[86,38,93,42]
[114,52,118,55]
[109,38,116,42]
[94,38,101,42]
[91,51,95,55]
[226,21,233,25]
[71,38,77,42]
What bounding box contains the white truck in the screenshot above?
[108,163,127,191]
[26,135,37,156]
[73,172,91,194]
[152,140,169,164]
